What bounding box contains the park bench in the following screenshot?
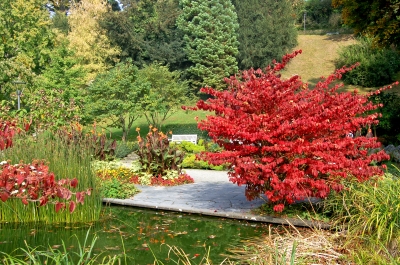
[169,134,198,144]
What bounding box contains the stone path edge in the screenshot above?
[102,198,331,229]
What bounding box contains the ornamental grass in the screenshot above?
[0,131,102,223]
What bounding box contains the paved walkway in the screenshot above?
[103,164,329,228]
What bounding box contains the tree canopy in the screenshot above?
[232,0,298,70]
[333,0,400,47]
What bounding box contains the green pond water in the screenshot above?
[0,206,268,264]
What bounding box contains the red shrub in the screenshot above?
[0,160,91,213]
[187,50,393,211]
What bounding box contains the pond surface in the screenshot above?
[0,206,269,264]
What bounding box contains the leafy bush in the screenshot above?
[369,92,400,145]
[136,126,184,177]
[335,37,400,87]
[173,141,227,170]
[187,50,390,212]
[114,140,137,159]
[100,178,137,199]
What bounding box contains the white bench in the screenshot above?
[170,134,197,144]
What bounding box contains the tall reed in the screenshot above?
[0,132,102,223]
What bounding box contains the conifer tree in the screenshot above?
[232,0,298,70]
[176,0,239,91]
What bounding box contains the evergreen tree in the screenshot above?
[177,0,239,91]
[232,0,298,70]
[101,0,186,70]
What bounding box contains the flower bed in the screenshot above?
[96,167,194,187]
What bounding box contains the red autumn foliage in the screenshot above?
[0,160,91,213]
[0,117,31,151]
[186,50,393,212]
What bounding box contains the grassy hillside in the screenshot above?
[281,34,356,86]
[282,34,400,94]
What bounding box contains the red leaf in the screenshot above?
[16,174,25,185]
[22,198,28,205]
[69,201,76,213]
[76,192,85,205]
[70,178,78,188]
[55,202,65,213]
[0,192,9,202]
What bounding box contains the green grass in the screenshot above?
[101,109,209,142]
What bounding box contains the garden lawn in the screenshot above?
[101,110,209,142]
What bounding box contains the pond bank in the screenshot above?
[104,169,330,229]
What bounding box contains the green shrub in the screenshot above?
[114,140,137,159]
[173,140,227,170]
[369,92,400,145]
[181,154,226,170]
[100,178,138,199]
[335,37,400,87]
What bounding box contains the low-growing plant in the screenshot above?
[136,126,185,177]
[182,154,226,170]
[0,229,127,265]
[100,178,138,199]
[174,140,228,170]
[114,140,138,159]
[324,168,400,260]
[0,160,91,213]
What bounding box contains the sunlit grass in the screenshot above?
[100,109,209,142]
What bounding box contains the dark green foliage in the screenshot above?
[370,92,400,145]
[232,0,298,70]
[333,0,400,48]
[177,0,239,91]
[101,0,186,70]
[114,141,138,159]
[301,0,339,30]
[335,38,400,87]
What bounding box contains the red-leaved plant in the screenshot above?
[0,160,91,213]
[186,50,395,212]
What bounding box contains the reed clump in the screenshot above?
[0,131,102,223]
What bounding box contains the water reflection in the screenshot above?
[0,206,266,264]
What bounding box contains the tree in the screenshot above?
[0,0,54,101]
[137,63,190,129]
[100,0,187,70]
[67,0,121,83]
[88,60,149,141]
[232,0,298,70]
[333,0,400,47]
[176,0,239,91]
[29,33,87,131]
[187,50,391,212]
